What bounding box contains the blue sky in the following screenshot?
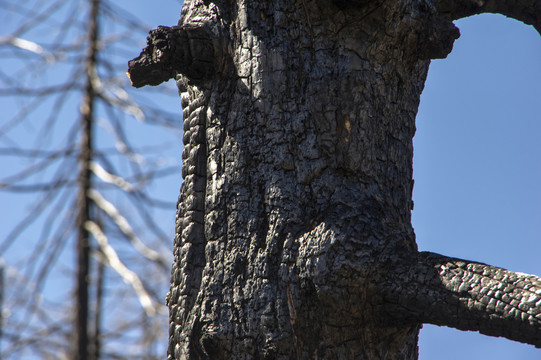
[414,13,541,359]
[1,0,540,358]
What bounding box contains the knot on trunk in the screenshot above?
[127,25,215,88]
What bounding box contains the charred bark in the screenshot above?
[127,26,217,88]
[384,252,541,347]
[128,0,541,359]
[436,0,541,34]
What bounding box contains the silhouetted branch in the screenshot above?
[436,0,541,34]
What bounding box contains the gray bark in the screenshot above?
[128,0,541,359]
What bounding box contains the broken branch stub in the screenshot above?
[127,25,215,88]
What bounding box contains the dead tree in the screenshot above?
[129,1,541,358]
[0,0,177,358]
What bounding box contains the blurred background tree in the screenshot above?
[0,0,181,358]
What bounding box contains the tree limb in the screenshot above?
[127,25,215,88]
[385,251,541,348]
[436,0,541,34]
[87,189,169,269]
[84,220,165,316]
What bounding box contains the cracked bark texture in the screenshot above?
[127,0,541,359]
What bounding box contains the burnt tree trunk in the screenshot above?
[128,0,541,359]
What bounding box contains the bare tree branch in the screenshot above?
[0,36,56,62]
[436,0,541,34]
[0,0,178,357]
[84,220,165,316]
[88,189,169,268]
[90,161,137,192]
[385,252,541,347]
